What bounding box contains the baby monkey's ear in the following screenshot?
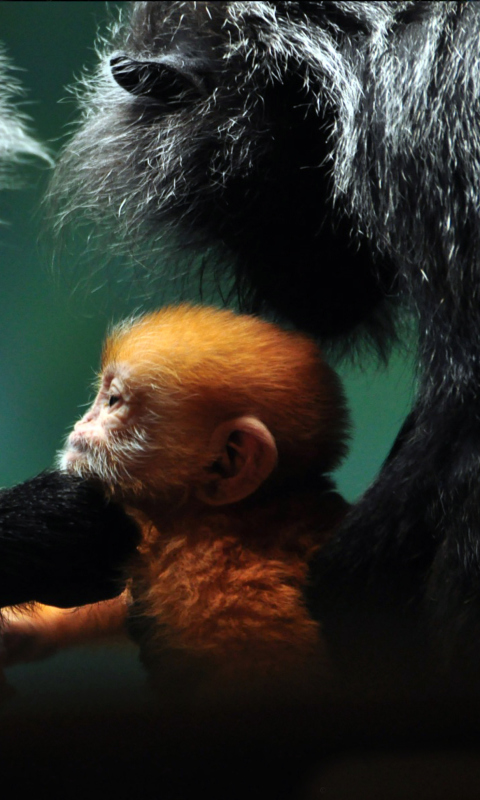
[197,417,278,506]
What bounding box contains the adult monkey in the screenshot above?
[0,48,138,611]
[49,1,480,703]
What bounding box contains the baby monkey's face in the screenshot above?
[58,304,348,509]
[58,357,216,506]
[58,355,280,511]
[59,365,152,495]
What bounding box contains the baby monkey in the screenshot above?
[4,305,349,705]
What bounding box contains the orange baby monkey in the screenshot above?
[3,305,349,705]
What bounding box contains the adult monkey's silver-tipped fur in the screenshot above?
[51,1,480,705]
[50,1,401,356]
[0,46,51,186]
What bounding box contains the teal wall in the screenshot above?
[0,1,415,706]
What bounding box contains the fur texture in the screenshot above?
[127,480,347,705]
[0,45,50,185]
[49,2,480,695]
[0,471,139,609]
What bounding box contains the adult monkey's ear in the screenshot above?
[197,416,278,506]
[110,53,208,108]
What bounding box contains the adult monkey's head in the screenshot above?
[54,2,457,357]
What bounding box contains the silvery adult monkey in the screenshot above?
[49,1,480,699]
[0,48,139,611]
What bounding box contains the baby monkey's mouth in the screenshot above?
[67,432,89,452]
[58,434,98,476]
[60,447,89,473]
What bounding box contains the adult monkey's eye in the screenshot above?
[108,395,121,408]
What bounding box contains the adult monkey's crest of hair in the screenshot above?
[49,1,414,359]
[0,46,51,187]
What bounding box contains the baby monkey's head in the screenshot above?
[60,304,348,508]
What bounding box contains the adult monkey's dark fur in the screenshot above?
[0,472,139,609]
[51,1,480,698]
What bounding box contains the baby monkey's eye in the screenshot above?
[108,395,121,408]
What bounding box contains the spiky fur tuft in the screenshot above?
[0,45,51,186]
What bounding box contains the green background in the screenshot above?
[0,1,415,707]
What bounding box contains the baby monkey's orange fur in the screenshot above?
[3,305,349,704]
